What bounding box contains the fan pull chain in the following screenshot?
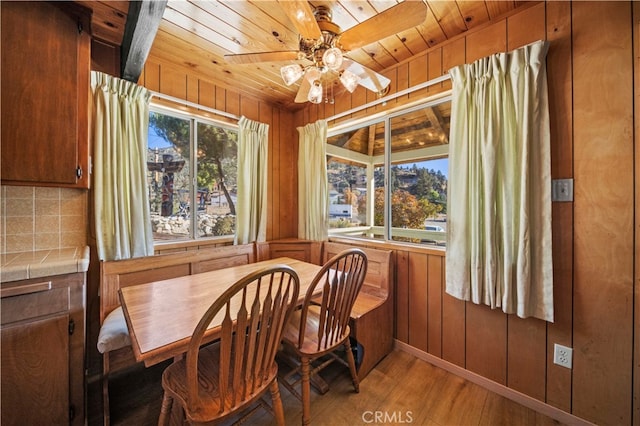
[324,80,335,104]
[324,81,329,104]
[330,81,335,104]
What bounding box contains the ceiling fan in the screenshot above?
[224,1,428,104]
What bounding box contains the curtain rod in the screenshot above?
[150,73,451,123]
[325,73,451,123]
[149,90,240,121]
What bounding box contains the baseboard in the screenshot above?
[394,340,594,426]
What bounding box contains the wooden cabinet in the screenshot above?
[1,1,91,188]
[1,273,86,425]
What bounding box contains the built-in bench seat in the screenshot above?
[98,239,393,422]
[257,239,394,381]
[321,241,393,381]
[98,243,255,425]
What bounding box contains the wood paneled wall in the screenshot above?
[102,2,637,424]
[634,4,640,424]
[571,3,634,424]
[137,60,299,243]
[86,53,301,378]
[297,2,637,425]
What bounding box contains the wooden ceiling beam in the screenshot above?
[343,127,367,153]
[423,107,449,144]
[367,124,376,157]
[121,0,167,82]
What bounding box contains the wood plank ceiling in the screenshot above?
[80,1,529,111]
[327,101,451,158]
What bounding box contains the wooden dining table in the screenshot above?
[118,257,322,367]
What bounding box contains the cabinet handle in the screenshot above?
[0,281,52,298]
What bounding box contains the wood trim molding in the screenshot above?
[394,339,595,426]
[633,3,640,423]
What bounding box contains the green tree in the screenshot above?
[196,122,237,214]
[419,196,442,219]
[150,113,238,215]
[411,167,447,215]
[414,168,434,199]
[374,166,400,192]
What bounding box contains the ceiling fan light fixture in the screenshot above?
[322,47,343,71]
[226,1,428,104]
[308,80,323,104]
[280,64,304,86]
[304,67,321,82]
[339,69,360,93]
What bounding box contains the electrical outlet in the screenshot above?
[553,343,573,369]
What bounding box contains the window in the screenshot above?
[327,95,450,247]
[328,160,368,227]
[147,107,238,242]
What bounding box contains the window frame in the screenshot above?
[148,103,239,244]
[327,92,452,247]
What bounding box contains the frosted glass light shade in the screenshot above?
[280,64,304,86]
[339,69,360,93]
[307,81,323,104]
[305,67,321,83]
[322,47,343,71]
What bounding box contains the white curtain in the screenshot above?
[298,120,328,241]
[91,71,154,261]
[236,116,269,244]
[446,40,553,322]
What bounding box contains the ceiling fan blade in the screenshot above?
[294,76,312,103]
[224,50,300,65]
[277,0,322,40]
[343,59,391,93]
[339,1,428,51]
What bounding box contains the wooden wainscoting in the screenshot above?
[256,238,323,264]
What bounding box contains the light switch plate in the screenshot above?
[552,179,573,202]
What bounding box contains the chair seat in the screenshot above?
[282,306,351,356]
[162,342,279,423]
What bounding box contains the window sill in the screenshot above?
[328,235,446,256]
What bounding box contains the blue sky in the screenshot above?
[413,158,449,177]
[148,125,172,149]
[148,124,448,178]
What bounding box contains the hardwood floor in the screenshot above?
[88,349,564,425]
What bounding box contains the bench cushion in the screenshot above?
[97,307,131,354]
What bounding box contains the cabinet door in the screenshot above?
[1,1,90,188]
[1,313,70,425]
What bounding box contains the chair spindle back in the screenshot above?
[185,265,300,414]
[299,249,368,351]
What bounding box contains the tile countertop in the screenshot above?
[1,246,90,283]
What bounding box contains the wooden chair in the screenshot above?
[280,248,368,425]
[98,243,256,425]
[158,265,300,425]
